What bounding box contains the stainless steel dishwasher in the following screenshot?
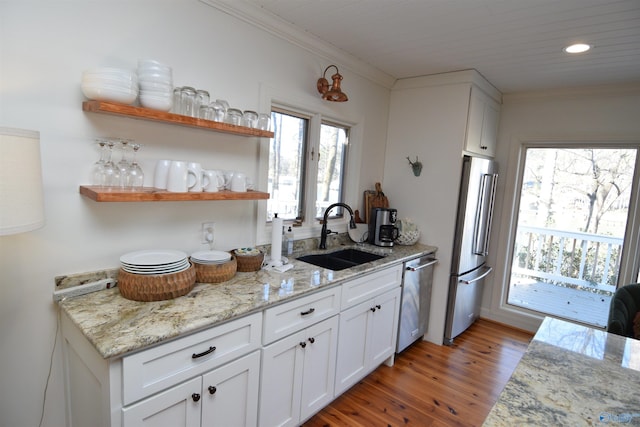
[396,254,438,353]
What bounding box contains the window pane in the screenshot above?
[316,123,348,218]
[267,111,307,221]
[507,147,637,328]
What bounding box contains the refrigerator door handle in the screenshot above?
[405,258,438,271]
[459,266,493,285]
[473,173,498,256]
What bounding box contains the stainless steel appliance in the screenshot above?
[397,254,438,352]
[444,155,498,345]
[368,207,398,247]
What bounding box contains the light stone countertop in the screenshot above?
[59,241,436,359]
[483,316,640,426]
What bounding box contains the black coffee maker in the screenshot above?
[368,208,399,247]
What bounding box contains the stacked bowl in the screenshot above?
[81,67,138,104]
[137,59,173,111]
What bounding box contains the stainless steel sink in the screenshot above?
[297,248,385,271]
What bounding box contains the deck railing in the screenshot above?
[512,225,623,293]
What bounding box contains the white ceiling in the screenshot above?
[239,0,640,93]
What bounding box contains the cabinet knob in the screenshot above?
[370,307,376,312]
[376,304,381,310]
[308,337,315,344]
[299,341,307,348]
[208,386,217,395]
[192,393,201,402]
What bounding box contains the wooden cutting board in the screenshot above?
[363,182,389,223]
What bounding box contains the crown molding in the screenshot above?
[199,0,397,89]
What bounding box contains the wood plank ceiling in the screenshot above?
[241,0,640,93]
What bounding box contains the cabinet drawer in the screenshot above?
[341,265,402,309]
[263,287,341,345]
[122,312,262,405]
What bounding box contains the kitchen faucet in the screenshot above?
[319,202,357,249]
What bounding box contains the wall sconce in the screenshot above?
[0,127,45,235]
[317,65,348,102]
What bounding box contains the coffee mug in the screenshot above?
[187,162,204,192]
[166,161,196,192]
[230,171,247,192]
[153,159,172,189]
[202,170,224,192]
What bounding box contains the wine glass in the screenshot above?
[116,138,132,189]
[103,138,120,188]
[126,143,144,190]
[91,138,108,186]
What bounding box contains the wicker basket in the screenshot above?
[234,250,265,272]
[193,255,237,283]
[118,263,196,302]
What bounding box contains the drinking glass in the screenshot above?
[194,90,210,116]
[126,143,144,190]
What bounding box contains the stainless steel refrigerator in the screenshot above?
[444,155,498,345]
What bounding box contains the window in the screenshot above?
[504,145,640,328]
[266,108,349,223]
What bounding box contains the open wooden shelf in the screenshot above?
[82,101,275,138]
[80,186,269,202]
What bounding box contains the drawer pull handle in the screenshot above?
[299,341,307,348]
[192,346,216,359]
[192,393,201,402]
[300,308,315,316]
[208,386,217,395]
[308,337,315,344]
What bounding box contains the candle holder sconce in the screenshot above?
[407,156,423,177]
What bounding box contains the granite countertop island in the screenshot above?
[483,316,640,426]
[59,240,436,360]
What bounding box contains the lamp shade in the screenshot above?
[0,127,45,235]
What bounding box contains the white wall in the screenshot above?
[482,85,640,332]
[0,2,391,426]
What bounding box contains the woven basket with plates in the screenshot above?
[118,263,196,302]
[192,255,237,283]
[190,250,237,283]
[118,249,196,302]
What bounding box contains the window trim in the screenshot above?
[255,86,363,246]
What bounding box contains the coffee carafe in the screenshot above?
[368,208,399,247]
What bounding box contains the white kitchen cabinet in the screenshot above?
[122,350,260,427]
[61,311,262,427]
[464,85,500,157]
[262,286,341,345]
[384,69,501,345]
[259,315,339,427]
[334,287,401,396]
[122,377,202,427]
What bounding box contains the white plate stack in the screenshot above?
[120,249,190,275]
[81,67,138,104]
[190,250,232,265]
[137,59,173,111]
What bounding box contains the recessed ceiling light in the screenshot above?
[564,43,591,54]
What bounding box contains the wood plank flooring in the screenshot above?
[302,319,533,427]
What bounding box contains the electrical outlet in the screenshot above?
[201,222,215,245]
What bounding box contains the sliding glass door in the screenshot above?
[507,146,640,327]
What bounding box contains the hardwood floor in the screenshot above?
[302,319,533,427]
